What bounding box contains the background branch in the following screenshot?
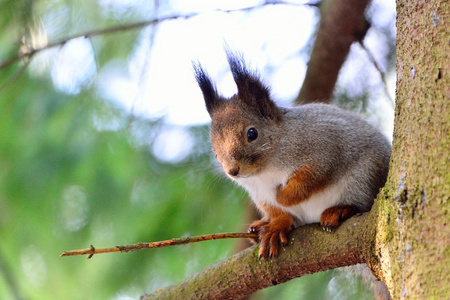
[0,2,303,71]
[296,0,370,104]
[0,14,195,70]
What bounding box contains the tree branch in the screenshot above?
[60,232,257,259]
[0,13,195,70]
[0,2,304,70]
[296,0,370,104]
[142,213,375,300]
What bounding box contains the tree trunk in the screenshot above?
[373,0,449,298]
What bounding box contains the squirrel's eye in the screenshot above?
[247,127,258,142]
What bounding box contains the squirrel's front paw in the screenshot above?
[248,219,269,244]
[320,205,358,232]
[251,219,292,259]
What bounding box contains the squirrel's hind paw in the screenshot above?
[320,205,358,231]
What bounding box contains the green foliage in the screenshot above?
[0,69,246,299]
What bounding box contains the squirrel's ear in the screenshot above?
[193,62,221,116]
[226,50,281,122]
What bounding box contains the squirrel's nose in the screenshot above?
[228,166,240,177]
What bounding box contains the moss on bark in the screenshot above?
[377,0,450,298]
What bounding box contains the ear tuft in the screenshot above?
[225,49,282,122]
[193,62,221,116]
[225,49,262,99]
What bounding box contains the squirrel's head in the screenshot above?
[194,51,282,179]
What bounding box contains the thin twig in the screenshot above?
[358,41,395,106]
[60,232,257,259]
[0,14,195,70]
[126,0,160,127]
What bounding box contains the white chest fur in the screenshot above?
[235,167,346,227]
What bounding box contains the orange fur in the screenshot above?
[320,205,358,229]
[249,203,294,258]
[276,165,328,206]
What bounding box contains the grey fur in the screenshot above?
[195,51,392,299]
[275,104,391,212]
[194,55,391,214]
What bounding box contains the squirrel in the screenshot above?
[193,51,391,259]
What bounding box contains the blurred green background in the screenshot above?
[0,0,395,299]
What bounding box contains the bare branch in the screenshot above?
[0,14,194,70]
[60,232,257,258]
[358,41,395,106]
[296,0,370,104]
[0,2,304,71]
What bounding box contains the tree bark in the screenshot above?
[375,0,450,298]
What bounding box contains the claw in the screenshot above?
[280,230,289,246]
[320,205,358,230]
[249,226,257,234]
[258,244,269,259]
[250,215,293,259]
